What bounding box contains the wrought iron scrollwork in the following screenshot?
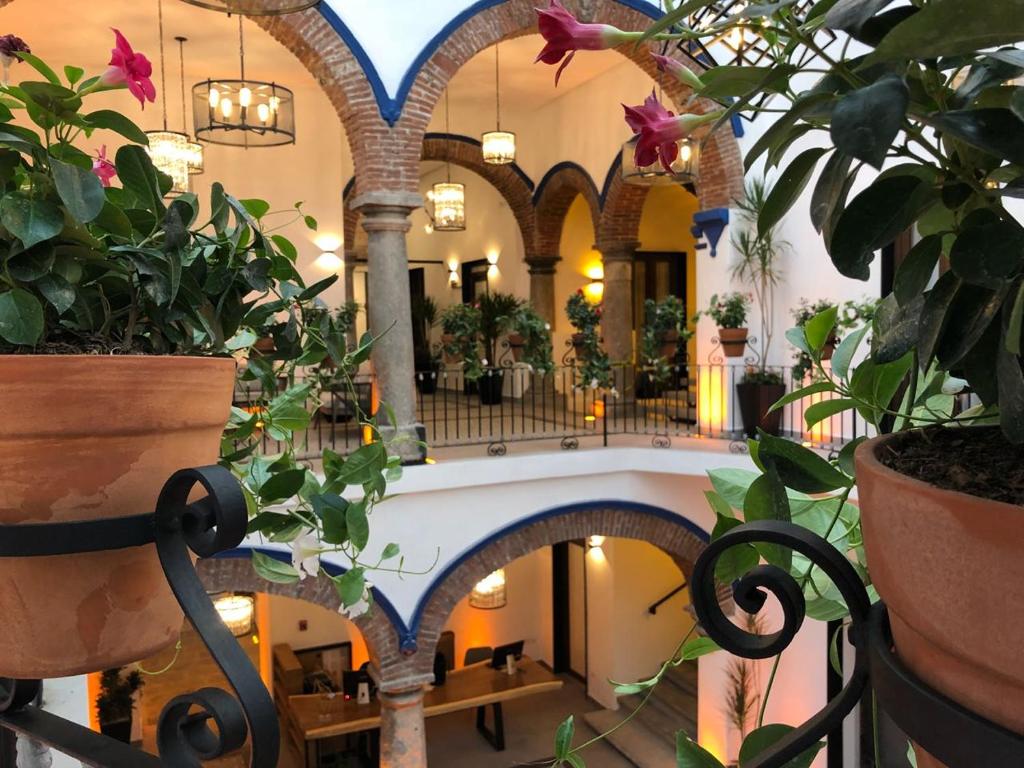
[487,442,508,457]
[560,436,580,451]
[690,520,871,768]
[0,466,278,768]
[652,434,672,449]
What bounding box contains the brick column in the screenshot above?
[526,256,560,326]
[600,242,639,363]
[352,191,424,462]
[378,679,431,768]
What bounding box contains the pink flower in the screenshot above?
[92,145,117,187]
[0,34,29,64]
[100,29,155,109]
[650,52,705,92]
[535,0,638,85]
[623,91,720,173]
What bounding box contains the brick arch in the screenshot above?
[533,162,601,257]
[389,0,744,207]
[421,133,538,257]
[595,152,652,252]
[197,551,401,674]
[379,502,712,681]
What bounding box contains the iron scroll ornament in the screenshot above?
[689,520,872,768]
[0,466,279,768]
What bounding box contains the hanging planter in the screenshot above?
[507,332,526,362]
[719,327,749,358]
[0,356,236,678]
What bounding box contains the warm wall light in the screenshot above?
[486,249,500,266]
[212,592,255,637]
[469,569,507,609]
[448,259,461,289]
[314,252,344,273]
[593,400,606,419]
[583,258,605,301]
[588,535,606,549]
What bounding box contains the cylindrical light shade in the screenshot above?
[431,182,466,232]
[145,130,194,195]
[621,134,700,187]
[481,130,516,165]
[193,79,295,147]
[186,137,205,175]
[469,569,507,609]
[178,0,319,14]
[212,592,255,637]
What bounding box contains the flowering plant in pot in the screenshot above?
[509,302,555,374]
[698,291,751,358]
[537,0,1024,765]
[440,301,483,377]
[566,289,613,391]
[637,295,691,398]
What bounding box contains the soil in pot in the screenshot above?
[0,356,236,679]
[736,381,786,438]
[856,427,1024,768]
[478,371,505,405]
[718,328,748,358]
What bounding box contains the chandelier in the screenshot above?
[178,0,320,15]
[481,42,515,165]
[428,89,466,232]
[621,134,700,187]
[146,0,198,194]
[177,37,204,176]
[469,569,507,610]
[192,16,296,147]
[211,592,255,636]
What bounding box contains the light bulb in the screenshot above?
[680,143,692,163]
[424,223,434,235]
[208,87,220,109]
[269,95,280,113]
[257,103,270,123]
[239,87,252,108]
[220,97,233,118]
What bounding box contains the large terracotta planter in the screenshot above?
[0,355,236,678]
[855,431,1024,768]
[718,327,749,358]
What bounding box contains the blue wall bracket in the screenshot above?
[691,208,730,258]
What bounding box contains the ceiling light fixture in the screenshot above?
[428,89,466,231]
[469,569,507,609]
[146,0,195,195]
[176,37,204,177]
[193,15,296,147]
[212,592,255,637]
[481,42,515,165]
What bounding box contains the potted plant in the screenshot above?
[412,296,442,394]
[508,303,555,374]
[565,290,614,392]
[476,292,522,405]
[790,298,878,381]
[439,302,483,396]
[699,292,751,358]
[96,667,142,744]
[0,39,335,679]
[637,295,691,399]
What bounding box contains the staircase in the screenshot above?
[583,661,698,768]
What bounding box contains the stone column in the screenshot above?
[351,191,424,463]
[600,242,639,364]
[526,256,560,325]
[378,682,429,768]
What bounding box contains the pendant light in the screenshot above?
[469,569,507,610]
[176,37,204,177]
[193,15,296,147]
[428,89,466,232]
[179,0,319,15]
[145,0,195,195]
[481,43,515,165]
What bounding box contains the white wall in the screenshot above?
[267,593,370,670]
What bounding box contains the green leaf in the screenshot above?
[768,381,836,413]
[381,542,400,560]
[805,398,857,428]
[337,442,386,486]
[712,513,760,583]
[259,468,307,503]
[759,148,828,237]
[1007,280,1024,355]
[949,210,1024,289]
[739,724,824,768]
[303,214,318,231]
[805,306,839,353]
[917,271,959,366]
[335,567,366,607]
[35,273,76,314]
[830,76,909,169]
[829,175,933,280]
[84,110,149,145]
[114,144,164,215]
[554,716,575,760]
[346,499,370,551]
[565,754,586,768]
[832,324,870,380]
[872,294,923,364]
[700,66,777,100]
[676,733,725,768]
[0,288,44,345]
[15,51,60,85]
[680,637,722,661]
[7,244,54,281]
[936,283,1004,369]
[743,469,792,568]
[708,468,761,509]
[810,151,854,234]
[997,330,1024,442]
[50,157,105,223]
[63,65,84,86]
[758,433,852,493]
[241,198,271,220]
[824,0,897,32]
[926,108,1024,166]
[869,0,1024,62]
[894,235,942,307]
[0,194,63,249]
[252,551,300,584]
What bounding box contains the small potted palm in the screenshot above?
[96,667,143,744]
[412,296,442,394]
[477,292,523,405]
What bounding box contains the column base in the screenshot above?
[381,423,428,465]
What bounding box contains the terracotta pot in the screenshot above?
[507,332,526,363]
[441,333,462,364]
[855,431,1024,768]
[718,327,749,358]
[658,328,680,359]
[0,355,236,678]
[821,335,839,362]
[252,336,275,355]
[571,332,589,361]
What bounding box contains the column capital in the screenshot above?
[525,255,561,275]
[599,241,641,263]
[352,191,422,233]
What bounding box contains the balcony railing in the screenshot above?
[234,362,882,460]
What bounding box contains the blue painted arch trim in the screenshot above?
[600,152,623,208]
[423,132,535,191]
[532,161,601,208]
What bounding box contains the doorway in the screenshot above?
[461,259,490,303]
[552,541,588,685]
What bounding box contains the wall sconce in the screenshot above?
[486,249,500,281]
[314,251,344,272]
[448,259,461,289]
[583,262,605,302]
[211,592,255,637]
[587,535,606,550]
[469,569,507,609]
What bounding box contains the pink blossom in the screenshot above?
[92,145,117,187]
[100,29,155,109]
[650,52,704,92]
[623,91,720,173]
[535,0,638,85]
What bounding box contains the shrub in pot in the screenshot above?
[566,289,613,392]
[96,667,142,743]
[699,292,751,358]
[412,296,442,394]
[509,303,555,374]
[0,40,338,678]
[637,295,692,398]
[439,302,480,368]
[790,298,877,380]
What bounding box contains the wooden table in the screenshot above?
[284,657,563,766]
